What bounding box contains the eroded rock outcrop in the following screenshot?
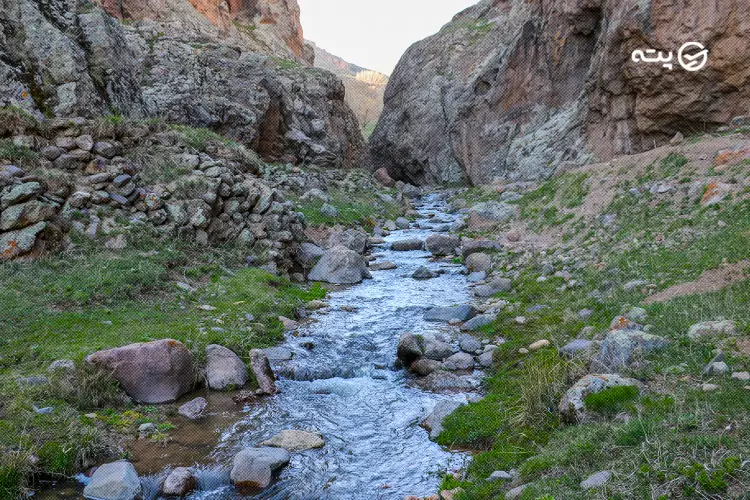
[371,0,750,185]
[1,0,364,169]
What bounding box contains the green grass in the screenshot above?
[439,195,750,498]
[511,172,589,230]
[0,228,325,497]
[0,139,39,167]
[295,189,403,228]
[659,153,689,177]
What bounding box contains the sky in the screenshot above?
[297,0,478,75]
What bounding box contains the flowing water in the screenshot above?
[42,195,479,499]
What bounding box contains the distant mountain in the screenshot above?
[308,41,389,138]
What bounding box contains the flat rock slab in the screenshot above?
[424,305,478,322]
[259,430,325,451]
[581,470,613,490]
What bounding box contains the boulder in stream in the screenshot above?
[422,399,467,439]
[307,245,372,284]
[249,349,278,395]
[391,238,424,251]
[83,461,142,500]
[162,467,196,497]
[205,344,248,390]
[424,305,477,322]
[424,234,460,256]
[230,447,291,490]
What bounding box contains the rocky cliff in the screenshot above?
[370,0,750,185]
[0,0,364,169]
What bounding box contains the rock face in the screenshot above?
[86,339,195,404]
[0,0,364,170]
[307,245,372,284]
[83,461,142,500]
[230,447,291,490]
[371,0,750,185]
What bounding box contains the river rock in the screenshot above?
[416,371,474,392]
[307,245,372,284]
[465,252,492,272]
[423,339,455,361]
[424,305,477,322]
[424,234,460,256]
[559,374,641,422]
[397,332,425,365]
[458,334,482,353]
[249,349,278,395]
[391,238,424,251]
[370,261,397,271]
[412,266,436,280]
[410,358,442,376]
[422,399,467,439]
[478,350,495,367]
[461,314,496,331]
[205,344,248,390]
[297,243,325,267]
[259,430,325,451]
[83,461,142,500]
[326,228,368,254]
[474,277,513,297]
[162,467,196,497]
[86,339,195,404]
[395,217,410,229]
[178,397,207,420]
[442,352,475,371]
[230,447,291,490]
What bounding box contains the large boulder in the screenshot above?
[307,245,372,284]
[296,243,325,268]
[86,340,195,404]
[424,234,460,256]
[83,461,142,500]
[326,228,369,254]
[370,0,750,185]
[205,344,248,390]
[559,374,641,422]
[230,447,291,490]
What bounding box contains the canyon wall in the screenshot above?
[0,0,364,169]
[370,0,750,185]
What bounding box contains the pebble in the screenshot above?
[731,371,750,381]
[702,383,720,392]
[528,339,550,351]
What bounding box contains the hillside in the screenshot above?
[309,41,389,137]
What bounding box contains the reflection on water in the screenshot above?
[41,195,476,499]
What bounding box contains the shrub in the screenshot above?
[583,385,639,416]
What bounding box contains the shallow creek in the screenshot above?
[41,195,480,499]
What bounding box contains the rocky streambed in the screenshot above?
[41,194,487,499]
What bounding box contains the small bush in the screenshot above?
[583,385,639,416]
[0,139,38,167]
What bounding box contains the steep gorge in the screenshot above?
[371,0,750,186]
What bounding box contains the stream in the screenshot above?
[42,194,479,499]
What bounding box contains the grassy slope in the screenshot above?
[441,145,750,498]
